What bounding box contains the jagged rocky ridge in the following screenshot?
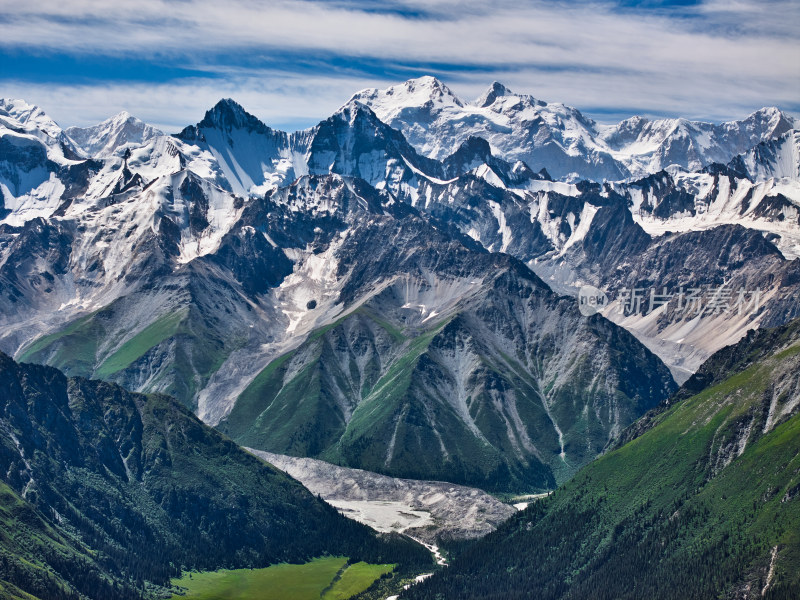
[0,158,677,489]
[352,76,797,182]
[364,115,800,380]
[1,81,798,488]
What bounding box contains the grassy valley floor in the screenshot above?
[170,556,394,600]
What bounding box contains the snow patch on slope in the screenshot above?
[488,200,512,252]
[626,173,800,259]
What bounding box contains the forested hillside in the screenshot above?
[0,353,430,599]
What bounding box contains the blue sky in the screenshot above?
[1,0,798,132]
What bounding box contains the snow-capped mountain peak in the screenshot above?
[0,98,66,146]
[470,81,551,117]
[400,75,464,105]
[0,98,83,221]
[733,106,796,140]
[597,106,798,176]
[65,111,163,159]
[352,78,622,180]
[195,98,272,134]
[349,76,464,119]
[353,79,798,182]
[332,99,376,125]
[112,110,132,121]
[173,99,294,196]
[729,128,800,182]
[474,81,515,108]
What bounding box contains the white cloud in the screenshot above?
[1,0,798,127]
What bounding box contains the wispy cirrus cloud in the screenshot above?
[1,0,798,130]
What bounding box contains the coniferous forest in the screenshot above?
[0,353,431,599]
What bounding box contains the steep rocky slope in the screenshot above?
[406,317,800,600]
[217,200,676,490]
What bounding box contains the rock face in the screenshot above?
[248,449,516,544]
[1,80,798,490]
[400,158,800,382]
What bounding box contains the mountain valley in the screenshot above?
[1,74,799,599]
